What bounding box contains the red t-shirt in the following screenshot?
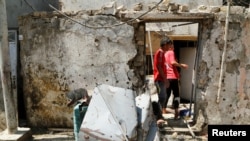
[153,48,166,81]
[165,50,179,79]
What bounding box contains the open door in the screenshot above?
[8,30,26,126]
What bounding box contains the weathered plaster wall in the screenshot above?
[18,12,139,127]
[195,8,250,126]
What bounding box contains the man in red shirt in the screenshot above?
[164,42,188,119]
[153,37,171,119]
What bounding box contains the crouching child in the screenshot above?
[66,88,91,107]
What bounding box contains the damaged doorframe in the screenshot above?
[145,21,199,116]
[134,14,214,123]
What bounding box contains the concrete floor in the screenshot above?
[0,127,32,141]
[28,128,75,141]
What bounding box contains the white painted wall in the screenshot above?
[179,47,196,101]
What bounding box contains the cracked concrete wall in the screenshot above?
[17,12,139,127]
[195,8,250,126]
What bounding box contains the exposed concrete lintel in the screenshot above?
[120,11,214,22]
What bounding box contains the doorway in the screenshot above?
[145,22,199,104]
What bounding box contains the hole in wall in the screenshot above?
[144,21,200,123]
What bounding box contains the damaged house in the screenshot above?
[0,0,250,140]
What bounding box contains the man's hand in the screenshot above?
[180,63,188,69]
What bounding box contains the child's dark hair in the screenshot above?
[160,36,173,47]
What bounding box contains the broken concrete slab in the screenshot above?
[77,84,161,141]
[0,127,31,141]
[78,84,138,140]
